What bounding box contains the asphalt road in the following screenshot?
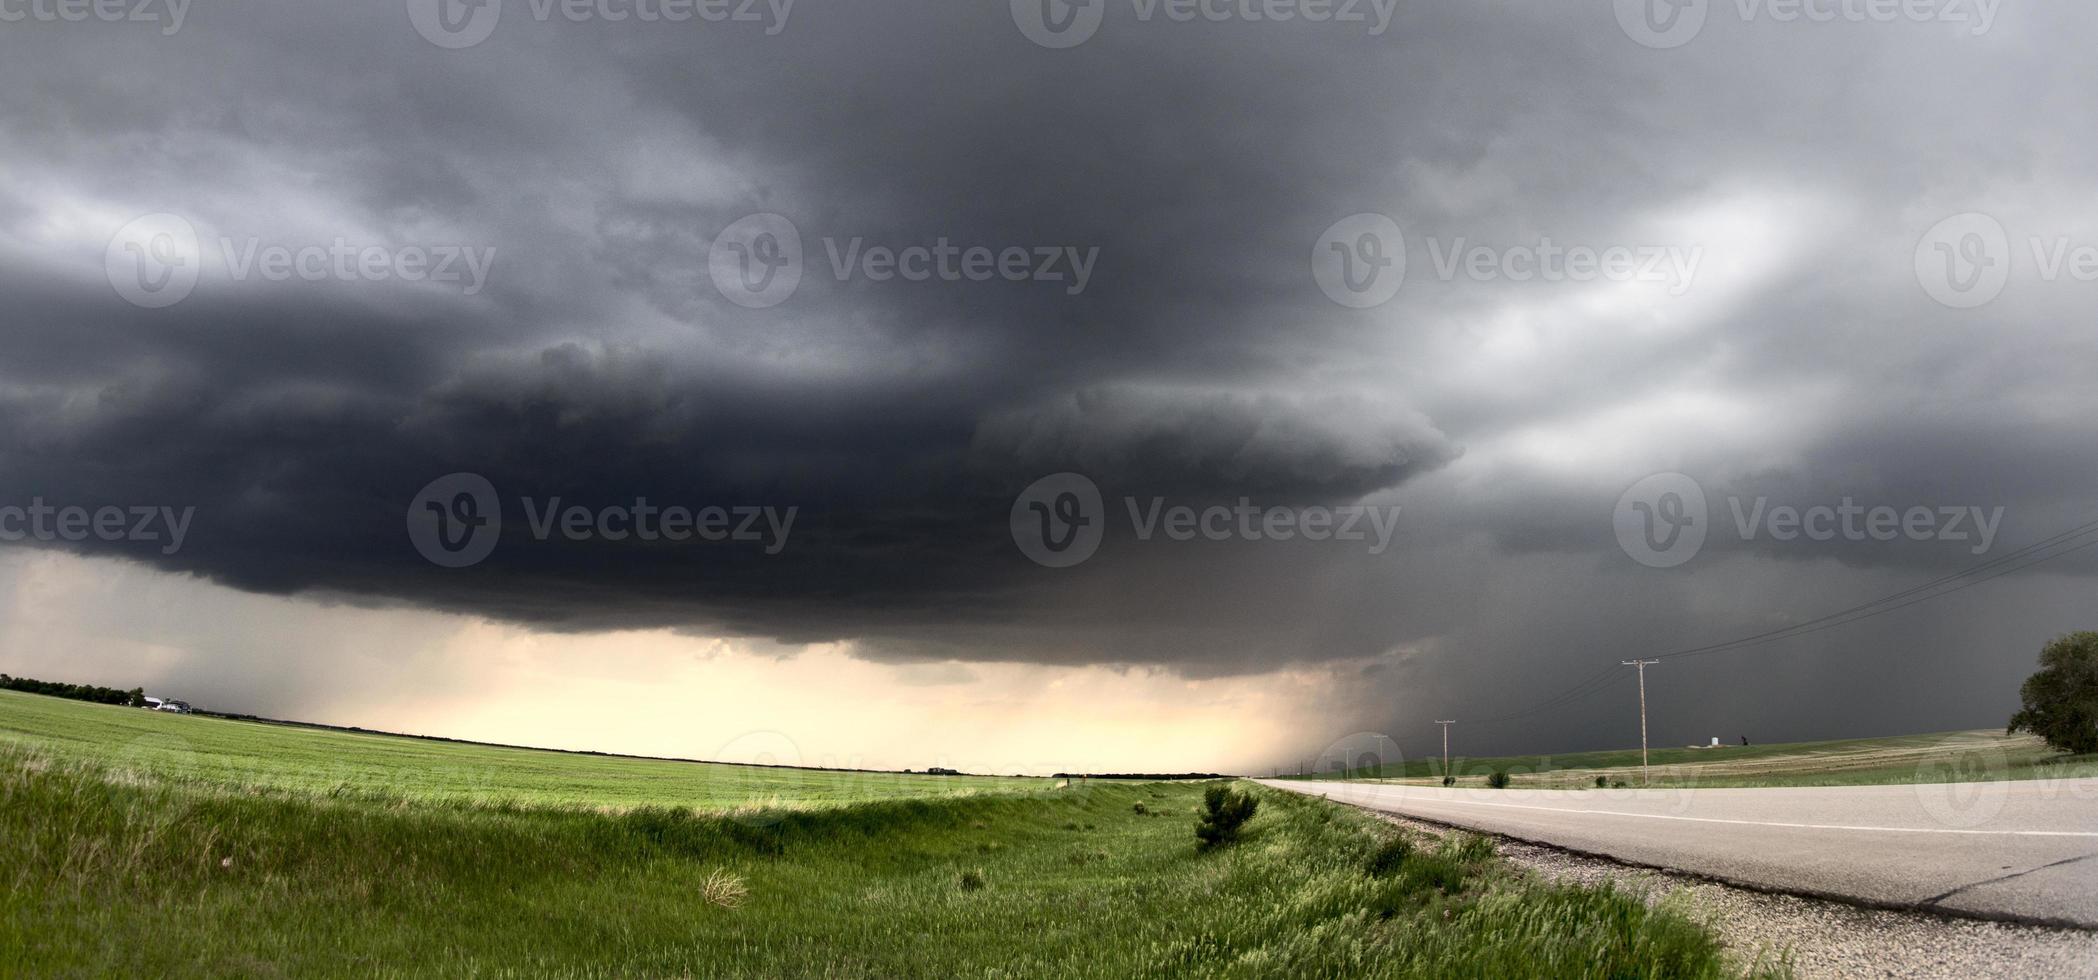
[1257,777,2098,928]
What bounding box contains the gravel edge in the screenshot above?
[1358,808,2098,980]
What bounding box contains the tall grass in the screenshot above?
[0,745,1785,978]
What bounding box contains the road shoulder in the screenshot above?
[1358,806,2098,980]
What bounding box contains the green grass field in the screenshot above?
[0,691,1786,978]
[1295,729,2098,790]
[0,690,1045,811]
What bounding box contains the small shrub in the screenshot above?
[1594,775,1608,788]
[1194,785,1258,851]
[700,869,748,909]
[1364,835,1413,877]
[1131,802,1148,815]
[1486,770,1510,789]
[957,869,986,892]
[1441,775,1455,787]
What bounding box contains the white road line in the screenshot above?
[1303,790,2098,838]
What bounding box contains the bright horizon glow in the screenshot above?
[0,548,1380,776]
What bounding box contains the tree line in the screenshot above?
[0,673,145,707]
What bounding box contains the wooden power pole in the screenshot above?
[1621,660,1659,784]
[1434,720,1455,784]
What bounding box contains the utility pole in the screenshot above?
[1434,720,1455,783]
[1622,660,1659,785]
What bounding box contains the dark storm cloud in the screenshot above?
[3,1,2097,762]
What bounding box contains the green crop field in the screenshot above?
[1294,729,2098,790]
[0,690,1045,811]
[0,691,1785,978]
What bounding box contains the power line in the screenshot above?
[1456,518,2098,729]
[1468,664,1624,725]
[1638,520,2097,669]
[1658,531,2098,666]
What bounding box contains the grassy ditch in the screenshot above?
[1,744,1783,977]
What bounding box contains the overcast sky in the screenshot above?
[1,1,2093,774]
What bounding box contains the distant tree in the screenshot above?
[2008,631,2098,755]
[127,687,147,708]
